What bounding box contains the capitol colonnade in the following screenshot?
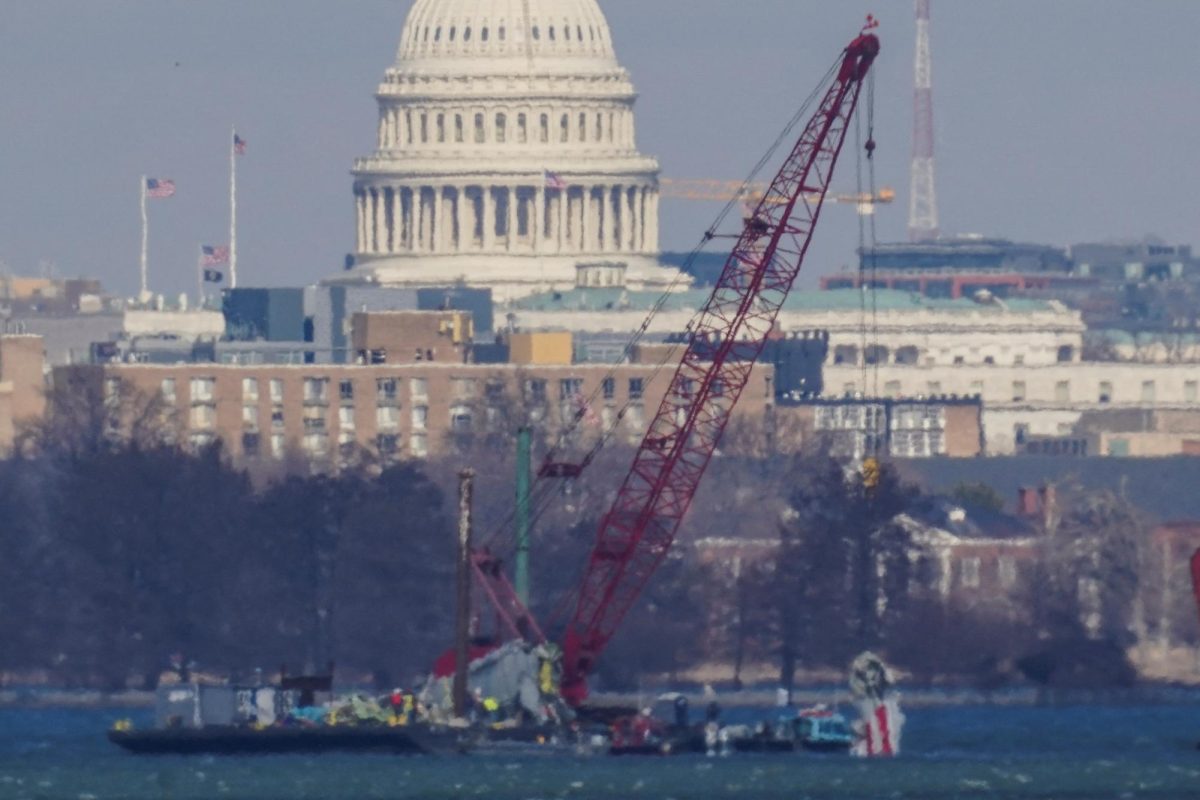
[354,182,659,256]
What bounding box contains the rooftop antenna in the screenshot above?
[908,0,939,242]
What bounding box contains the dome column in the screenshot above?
[455,186,467,252]
[375,188,386,254]
[506,187,518,252]
[391,188,403,253]
[482,186,496,250]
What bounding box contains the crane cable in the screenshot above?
[476,54,844,557]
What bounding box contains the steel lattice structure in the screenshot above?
[558,30,881,705]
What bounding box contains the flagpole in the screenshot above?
[140,175,149,300]
[197,245,204,309]
[230,126,238,289]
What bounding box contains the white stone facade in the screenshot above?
[339,0,685,300]
[827,362,1200,455]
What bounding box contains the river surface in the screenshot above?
[0,704,1197,799]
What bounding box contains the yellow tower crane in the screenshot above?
[660,179,895,216]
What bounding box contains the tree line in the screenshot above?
[0,379,1173,691]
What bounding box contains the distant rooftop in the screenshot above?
[508,287,1065,315]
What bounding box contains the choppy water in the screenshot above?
[0,704,1198,799]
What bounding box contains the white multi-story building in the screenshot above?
[337,0,686,301]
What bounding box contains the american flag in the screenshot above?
[544,171,568,191]
[201,245,230,266]
[145,178,176,199]
[234,133,247,155]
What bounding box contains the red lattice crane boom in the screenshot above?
[558,28,881,705]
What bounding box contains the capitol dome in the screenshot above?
[340,0,687,300]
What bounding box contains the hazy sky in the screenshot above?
[2,1,1197,298]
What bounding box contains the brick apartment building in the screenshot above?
[0,335,46,453]
[57,311,774,465]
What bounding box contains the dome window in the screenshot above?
[549,26,556,41]
[577,25,583,41]
[539,114,549,144]
[564,26,571,41]
[499,25,506,41]
[517,113,527,144]
[449,26,456,42]
[481,27,489,42]
[474,113,485,144]
[496,113,507,144]
[423,27,430,42]
[434,27,441,42]
[532,26,540,41]
[560,114,569,143]
[589,26,595,41]
[464,27,471,42]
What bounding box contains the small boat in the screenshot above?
[728,706,854,754]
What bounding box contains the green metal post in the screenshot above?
[515,427,532,605]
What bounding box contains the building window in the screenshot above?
[450,404,473,432]
[242,432,260,458]
[960,557,981,589]
[338,406,355,430]
[998,556,1018,589]
[1055,381,1071,402]
[560,113,569,142]
[1014,423,1030,445]
[303,432,328,456]
[436,113,445,143]
[412,405,428,430]
[269,379,284,403]
[270,433,286,459]
[495,112,507,143]
[560,378,584,400]
[303,406,326,431]
[339,379,354,401]
[1012,381,1026,402]
[1185,381,1198,403]
[377,434,400,459]
[1141,380,1156,403]
[926,382,942,396]
[338,431,357,462]
[539,113,549,143]
[303,378,329,404]
[517,113,527,143]
[190,377,215,403]
[1057,345,1075,363]
[189,432,215,451]
[242,405,259,429]
[454,114,464,143]
[602,377,616,400]
[452,378,477,398]
[884,380,902,398]
[377,378,399,404]
[578,112,587,142]
[411,377,428,399]
[377,405,400,430]
[410,434,428,458]
[625,404,645,439]
[527,379,547,403]
[190,404,215,429]
[160,378,177,403]
[629,378,644,400]
[1099,381,1113,404]
[242,377,258,402]
[474,113,485,143]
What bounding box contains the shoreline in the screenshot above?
[4,684,1200,711]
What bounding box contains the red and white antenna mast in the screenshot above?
[908,0,939,242]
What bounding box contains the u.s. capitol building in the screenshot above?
[336,0,688,300]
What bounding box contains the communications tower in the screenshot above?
[908,0,939,242]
